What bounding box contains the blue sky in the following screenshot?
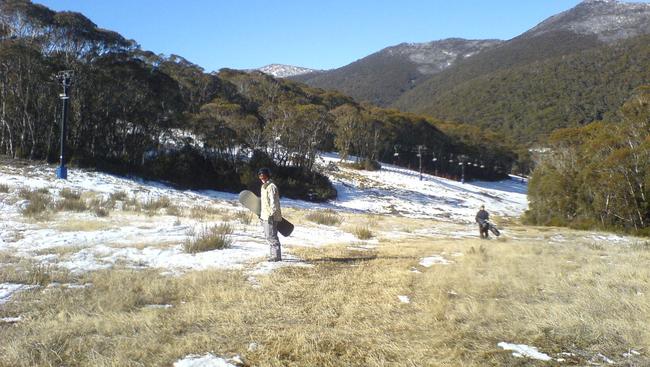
[35,0,591,71]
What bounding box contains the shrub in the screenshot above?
[184,223,234,253]
[305,210,342,226]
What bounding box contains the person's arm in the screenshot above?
[269,184,281,220]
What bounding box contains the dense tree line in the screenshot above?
[0,1,515,201]
[525,86,650,235]
[395,34,650,145]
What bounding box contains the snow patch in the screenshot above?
[498,342,552,361]
[0,283,38,305]
[173,353,239,367]
[419,255,453,267]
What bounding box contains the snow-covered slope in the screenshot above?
[318,154,527,222]
[0,153,531,279]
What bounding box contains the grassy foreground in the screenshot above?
[1,224,650,366]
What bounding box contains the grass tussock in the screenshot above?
[56,197,88,212]
[305,209,342,226]
[189,205,227,220]
[142,196,172,211]
[233,210,254,225]
[19,187,52,219]
[59,188,81,200]
[0,183,10,193]
[0,260,69,286]
[109,190,129,202]
[183,223,234,253]
[352,226,373,240]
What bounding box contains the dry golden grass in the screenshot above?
[1,223,649,366]
[54,218,114,232]
[304,209,342,226]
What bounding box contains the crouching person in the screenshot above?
[258,168,282,261]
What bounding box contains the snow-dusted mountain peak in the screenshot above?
[527,0,650,42]
[256,64,319,78]
[384,38,502,75]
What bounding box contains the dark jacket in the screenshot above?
[475,209,489,224]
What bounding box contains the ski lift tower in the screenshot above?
[414,145,427,180]
[55,70,73,179]
[457,154,469,184]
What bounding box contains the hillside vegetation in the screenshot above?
[395,34,650,144]
[0,0,517,202]
[525,86,650,235]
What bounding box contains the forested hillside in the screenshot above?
[395,34,650,143]
[0,1,517,201]
[293,39,501,107]
[525,86,650,235]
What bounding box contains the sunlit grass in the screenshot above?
[1,223,649,366]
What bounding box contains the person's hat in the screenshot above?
[257,167,271,176]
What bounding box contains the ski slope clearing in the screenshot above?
[319,153,528,222]
[0,154,528,275]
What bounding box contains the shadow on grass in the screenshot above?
[308,255,419,263]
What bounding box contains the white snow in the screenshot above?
[398,295,410,303]
[317,153,528,223]
[173,353,238,367]
[498,342,552,361]
[0,153,528,277]
[419,255,453,267]
[0,283,38,305]
[1,316,22,323]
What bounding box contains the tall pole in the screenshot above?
[415,145,427,180]
[56,71,73,179]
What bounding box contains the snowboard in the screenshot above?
[238,190,294,237]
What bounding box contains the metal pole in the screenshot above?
[461,163,465,184]
[418,146,423,181]
[56,72,71,179]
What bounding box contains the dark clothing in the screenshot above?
[475,209,490,239]
[475,209,489,223]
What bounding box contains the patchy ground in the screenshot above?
[1,155,648,366]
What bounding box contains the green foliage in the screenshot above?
[0,0,517,203]
[395,34,650,145]
[526,87,650,234]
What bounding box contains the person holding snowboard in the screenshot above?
[258,168,282,261]
[475,205,490,239]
